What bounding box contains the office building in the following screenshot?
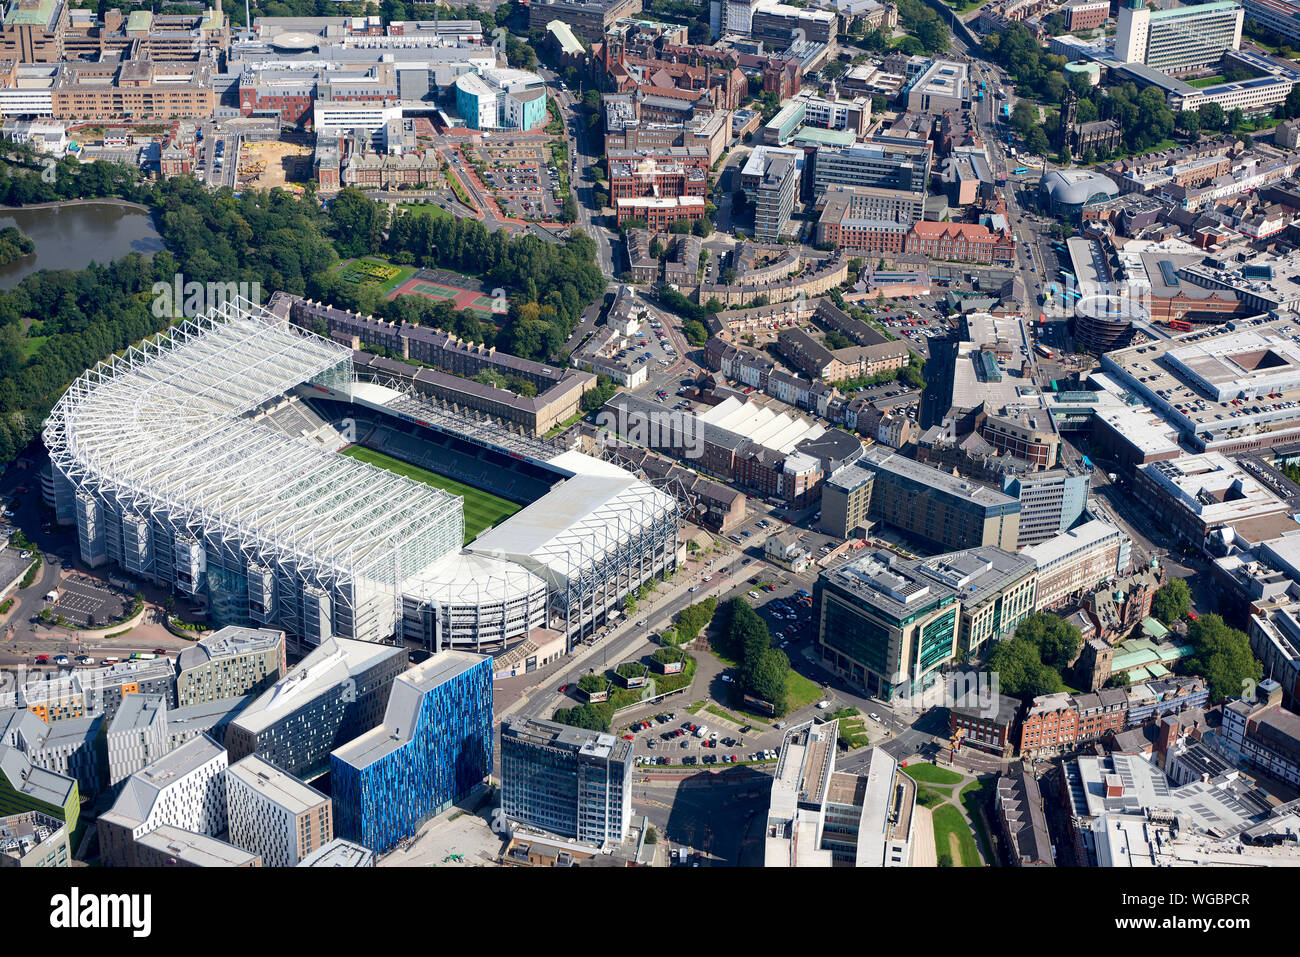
[1242,0,1300,46]
[297,837,375,866]
[750,2,836,48]
[811,136,932,204]
[226,755,333,867]
[853,446,1021,552]
[1220,680,1300,788]
[765,722,915,866]
[106,694,169,791]
[913,547,1037,655]
[816,183,924,251]
[819,462,875,539]
[500,717,633,846]
[1023,518,1131,610]
[0,809,69,867]
[175,626,286,708]
[814,549,961,698]
[330,652,492,854]
[0,746,78,834]
[1113,0,1243,74]
[12,658,174,725]
[1019,689,1128,756]
[225,636,407,782]
[905,59,969,115]
[951,694,1021,757]
[98,734,228,867]
[1003,468,1090,547]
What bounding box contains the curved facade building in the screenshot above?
[1040,168,1119,215]
[1074,290,1148,355]
[454,67,548,131]
[45,302,464,647]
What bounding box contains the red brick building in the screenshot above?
[1020,690,1128,757]
[904,221,1016,265]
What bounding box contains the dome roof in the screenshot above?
[1040,168,1118,207]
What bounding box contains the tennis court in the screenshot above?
[391,275,499,317]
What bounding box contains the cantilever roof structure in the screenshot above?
[44,299,463,587]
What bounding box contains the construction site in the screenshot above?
[237,140,314,193]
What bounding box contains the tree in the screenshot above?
[329,188,386,258]
[985,637,1065,701]
[746,647,790,715]
[1151,578,1191,624]
[1015,612,1083,673]
[1198,102,1226,131]
[1182,614,1262,702]
[645,826,659,844]
[1105,671,1131,688]
[1175,110,1202,135]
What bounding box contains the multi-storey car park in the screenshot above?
[45,298,678,656]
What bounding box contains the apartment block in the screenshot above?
[0,746,79,834]
[330,652,492,854]
[0,809,69,867]
[106,693,169,792]
[226,755,333,867]
[225,636,407,782]
[853,446,1021,553]
[175,626,286,708]
[98,734,228,867]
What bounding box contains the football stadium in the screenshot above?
[44,298,679,665]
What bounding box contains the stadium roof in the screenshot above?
[469,471,675,587]
[44,300,463,586]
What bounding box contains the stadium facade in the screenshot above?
[45,298,678,657]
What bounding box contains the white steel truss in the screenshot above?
[44,298,464,604]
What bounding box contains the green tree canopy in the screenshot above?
[1151,578,1191,624]
[1182,614,1262,702]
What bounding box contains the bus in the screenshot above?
[1013,167,1029,175]
[130,653,158,661]
[1169,318,1192,332]
[1001,104,1011,119]
[1035,344,1054,359]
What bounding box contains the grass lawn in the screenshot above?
[20,335,47,358]
[403,202,453,222]
[1188,75,1225,87]
[902,764,965,786]
[336,256,417,295]
[961,777,997,866]
[785,669,822,712]
[340,445,521,543]
[686,701,706,715]
[932,803,981,867]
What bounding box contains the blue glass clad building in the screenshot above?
[330,651,493,854]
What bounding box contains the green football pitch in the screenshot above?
[341,445,523,544]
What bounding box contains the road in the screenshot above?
[538,68,619,279]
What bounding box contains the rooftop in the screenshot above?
[227,755,329,815]
[231,637,406,735]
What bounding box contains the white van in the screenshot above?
[694,724,708,738]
